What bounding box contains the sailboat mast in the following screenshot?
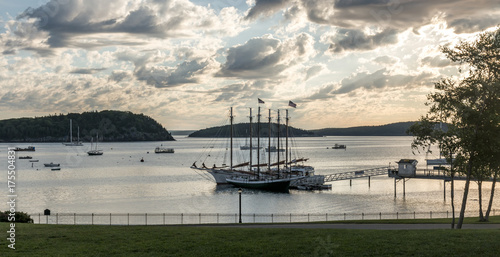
[230,107,234,170]
[277,110,280,178]
[268,109,271,172]
[77,126,80,143]
[249,108,253,173]
[257,106,261,178]
[286,109,289,172]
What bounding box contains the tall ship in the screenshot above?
[191,102,326,191]
[87,133,103,156]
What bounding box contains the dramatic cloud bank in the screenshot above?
[0,0,498,129]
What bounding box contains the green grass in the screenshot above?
[321,215,500,224]
[1,219,499,256]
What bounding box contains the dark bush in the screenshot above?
[0,211,33,223]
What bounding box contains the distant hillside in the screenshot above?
[311,121,416,136]
[0,110,175,142]
[189,123,316,137]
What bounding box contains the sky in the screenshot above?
[0,0,499,130]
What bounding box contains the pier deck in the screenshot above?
[323,167,389,183]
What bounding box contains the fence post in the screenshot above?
[290,213,292,223]
[146,213,148,226]
[447,211,448,218]
[199,213,201,224]
[181,213,183,225]
[163,213,165,225]
[326,213,328,222]
[379,212,382,220]
[92,213,94,225]
[56,213,58,224]
[430,211,432,219]
[308,213,310,222]
[217,213,219,224]
[397,212,399,220]
[74,213,76,225]
[414,212,415,219]
[253,213,255,223]
[128,213,129,226]
[272,214,274,223]
[39,213,40,224]
[344,213,346,220]
[362,213,364,220]
[110,213,112,225]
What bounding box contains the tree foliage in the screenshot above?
[408,27,500,228]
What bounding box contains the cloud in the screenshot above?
[70,68,106,74]
[420,55,452,68]
[305,65,323,81]
[135,58,217,88]
[3,0,244,54]
[246,0,500,33]
[306,68,435,100]
[245,0,291,20]
[327,28,400,53]
[217,33,315,79]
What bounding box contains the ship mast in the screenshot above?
[286,109,289,172]
[277,109,280,178]
[249,108,253,173]
[230,107,233,170]
[257,106,261,178]
[268,109,271,172]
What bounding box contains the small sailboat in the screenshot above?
[87,133,103,156]
[63,119,83,146]
[44,162,60,167]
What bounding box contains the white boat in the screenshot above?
[44,162,60,167]
[63,119,83,146]
[87,133,103,156]
[155,146,174,153]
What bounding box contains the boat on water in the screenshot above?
[29,160,39,162]
[63,119,83,146]
[87,133,103,156]
[191,104,323,191]
[18,156,33,159]
[44,162,60,167]
[14,146,35,151]
[330,144,346,149]
[155,146,174,153]
[51,168,61,171]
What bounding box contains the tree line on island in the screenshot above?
[0,110,175,142]
[188,121,417,137]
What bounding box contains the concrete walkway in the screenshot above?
[201,223,500,230]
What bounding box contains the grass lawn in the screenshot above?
[1,217,499,256]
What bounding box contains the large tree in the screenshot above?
[409,27,500,229]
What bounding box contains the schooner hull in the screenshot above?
[226,178,292,192]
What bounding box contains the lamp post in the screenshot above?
[238,188,242,223]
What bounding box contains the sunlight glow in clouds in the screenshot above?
[1,0,499,130]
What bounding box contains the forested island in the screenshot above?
[0,110,175,142]
[189,121,416,137]
[189,123,315,137]
[311,122,417,136]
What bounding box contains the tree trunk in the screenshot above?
[478,180,485,221]
[485,168,498,221]
[451,174,455,229]
[457,156,474,229]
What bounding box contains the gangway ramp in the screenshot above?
[323,167,389,183]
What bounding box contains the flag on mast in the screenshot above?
[288,101,297,108]
[258,98,265,104]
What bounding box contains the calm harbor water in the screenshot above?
[2,136,498,215]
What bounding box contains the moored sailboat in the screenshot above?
[63,119,83,146]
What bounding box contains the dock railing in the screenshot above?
[29,209,498,225]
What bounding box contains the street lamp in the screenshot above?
[238,188,242,223]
